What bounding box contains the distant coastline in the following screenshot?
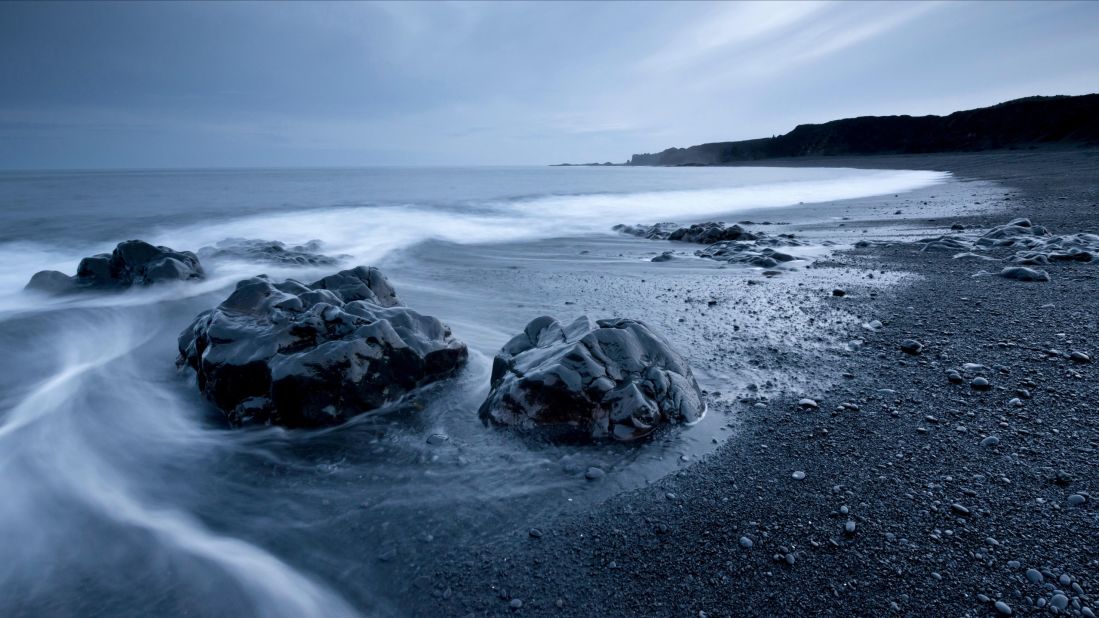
[556,94,1099,167]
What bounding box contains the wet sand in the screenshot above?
[397,148,1099,616]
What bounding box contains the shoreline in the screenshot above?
[400,148,1099,616]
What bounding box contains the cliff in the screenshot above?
[628,94,1099,166]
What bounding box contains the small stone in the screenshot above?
[792,470,806,480]
[1007,398,1023,407]
[798,398,818,409]
[947,371,964,384]
[1059,573,1072,586]
[739,536,754,548]
[1070,351,1091,363]
[1067,493,1086,506]
[510,598,523,610]
[426,433,449,445]
[585,467,606,480]
[529,528,543,538]
[844,520,857,534]
[950,503,971,516]
[1025,568,1043,584]
[980,436,1000,447]
[832,289,846,297]
[1051,594,1069,610]
[994,600,1013,615]
[970,376,991,391]
[900,339,924,355]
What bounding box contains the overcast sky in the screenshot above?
[1,1,1097,169]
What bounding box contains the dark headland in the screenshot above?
[627,94,1099,166]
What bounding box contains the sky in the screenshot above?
[1,1,1097,169]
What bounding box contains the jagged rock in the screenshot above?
[197,238,343,266]
[668,222,759,244]
[25,240,204,294]
[614,221,759,244]
[479,316,704,441]
[178,266,467,427]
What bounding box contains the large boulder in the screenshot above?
[178,266,467,427]
[26,240,204,294]
[479,316,704,441]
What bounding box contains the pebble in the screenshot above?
[971,377,991,391]
[994,600,1013,615]
[426,433,449,445]
[510,598,523,610]
[798,398,818,409]
[1007,398,1023,407]
[1058,573,1072,586]
[792,470,806,480]
[832,289,847,297]
[1026,568,1043,584]
[1070,351,1091,363]
[900,339,924,355]
[947,371,963,384]
[1051,594,1069,610]
[950,503,971,516]
[844,520,857,534]
[739,536,754,548]
[1067,493,1086,506]
[980,436,1000,447]
[585,467,606,480]
[529,528,543,538]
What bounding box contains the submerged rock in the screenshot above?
[197,238,343,267]
[26,240,204,294]
[178,266,467,427]
[479,316,704,441]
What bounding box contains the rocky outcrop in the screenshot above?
[478,316,704,442]
[178,266,467,427]
[614,222,758,244]
[25,240,204,294]
[197,238,344,267]
[628,94,1099,165]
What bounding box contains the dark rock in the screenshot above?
[478,316,704,441]
[970,377,992,391]
[900,339,924,355]
[832,289,846,297]
[197,238,343,267]
[668,222,759,244]
[26,240,204,294]
[178,266,467,427]
[1069,351,1091,363]
[651,251,674,263]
